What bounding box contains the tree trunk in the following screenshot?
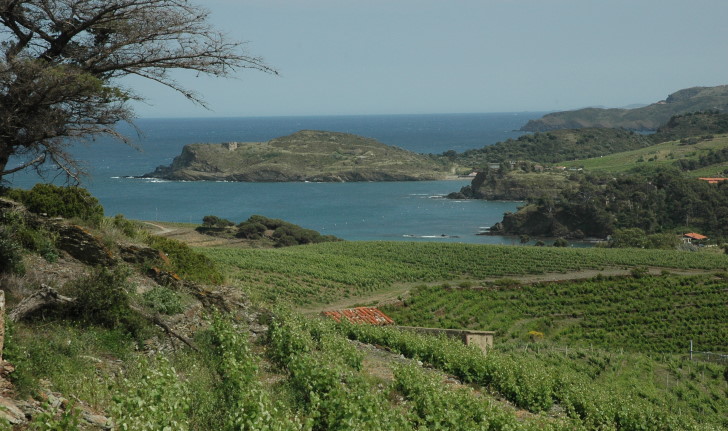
[0,143,10,180]
[9,285,75,322]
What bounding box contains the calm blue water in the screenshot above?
[6,113,544,243]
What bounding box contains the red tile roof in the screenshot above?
[322,307,395,326]
[698,177,728,184]
[684,232,708,240]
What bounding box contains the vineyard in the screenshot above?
[383,273,728,353]
[200,241,728,305]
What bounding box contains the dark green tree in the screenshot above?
[0,0,275,182]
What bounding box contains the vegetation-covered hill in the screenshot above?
[563,133,728,176]
[521,85,728,131]
[492,167,728,240]
[448,127,654,167]
[144,130,452,182]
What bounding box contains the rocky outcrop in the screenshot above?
[54,224,115,267]
[450,171,571,201]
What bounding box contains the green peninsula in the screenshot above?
[521,85,728,131]
[144,130,453,182]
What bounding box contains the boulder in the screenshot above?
[119,245,170,266]
[54,224,115,267]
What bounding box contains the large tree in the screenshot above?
[0,0,274,181]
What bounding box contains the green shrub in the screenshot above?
[28,402,82,430]
[0,205,58,262]
[0,230,25,274]
[143,287,184,315]
[235,221,266,240]
[235,214,341,247]
[146,236,224,285]
[553,238,569,247]
[6,184,104,225]
[201,215,234,228]
[64,267,148,337]
[110,214,142,238]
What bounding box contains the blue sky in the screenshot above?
[127,0,728,118]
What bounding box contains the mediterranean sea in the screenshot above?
[6,112,545,243]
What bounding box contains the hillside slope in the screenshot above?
[144,130,452,182]
[521,85,728,131]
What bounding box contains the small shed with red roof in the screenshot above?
[322,307,395,326]
[698,177,728,184]
[683,232,708,243]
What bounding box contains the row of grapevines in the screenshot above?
[201,242,728,304]
[336,321,708,430]
[385,274,728,352]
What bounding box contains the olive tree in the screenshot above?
[0,0,275,181]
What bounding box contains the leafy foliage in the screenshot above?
[0,0,273,181]
[146,235,224,285]
[209,315,301,430]
[0,229,25,274]
[111,357,191,431]
[64,266,148,337]
[142,287,184,315]
[235,215,341,247]
[201,215,235,228]
[4,184,104,225]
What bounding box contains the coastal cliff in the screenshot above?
[521,85,728,132]
[143,130,452,182]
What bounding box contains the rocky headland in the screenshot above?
[143,130,453,182]
[521,85,728,132]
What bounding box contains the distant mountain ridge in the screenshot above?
[143,130,452,182]
[521,85,728,132]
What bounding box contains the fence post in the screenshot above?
[690,339,693,361]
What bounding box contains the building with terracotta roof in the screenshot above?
[321,307,395,326]
[698,177,728,184]
[683,232,708,243]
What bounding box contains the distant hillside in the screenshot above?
[450,128,653,166]
[650,111,728,143]
[521,85,728,132]
[144,130,452,182]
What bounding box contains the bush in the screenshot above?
[235,214,341,247]
[553,238,569,247]
[65,266,147,336]
[235,221,266,240]
[146,236,224,285]
[5,184,104,225]
[0,230,25,274]
[143,287,184,315]
[110,214,142,238]
[202,215,234,228]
